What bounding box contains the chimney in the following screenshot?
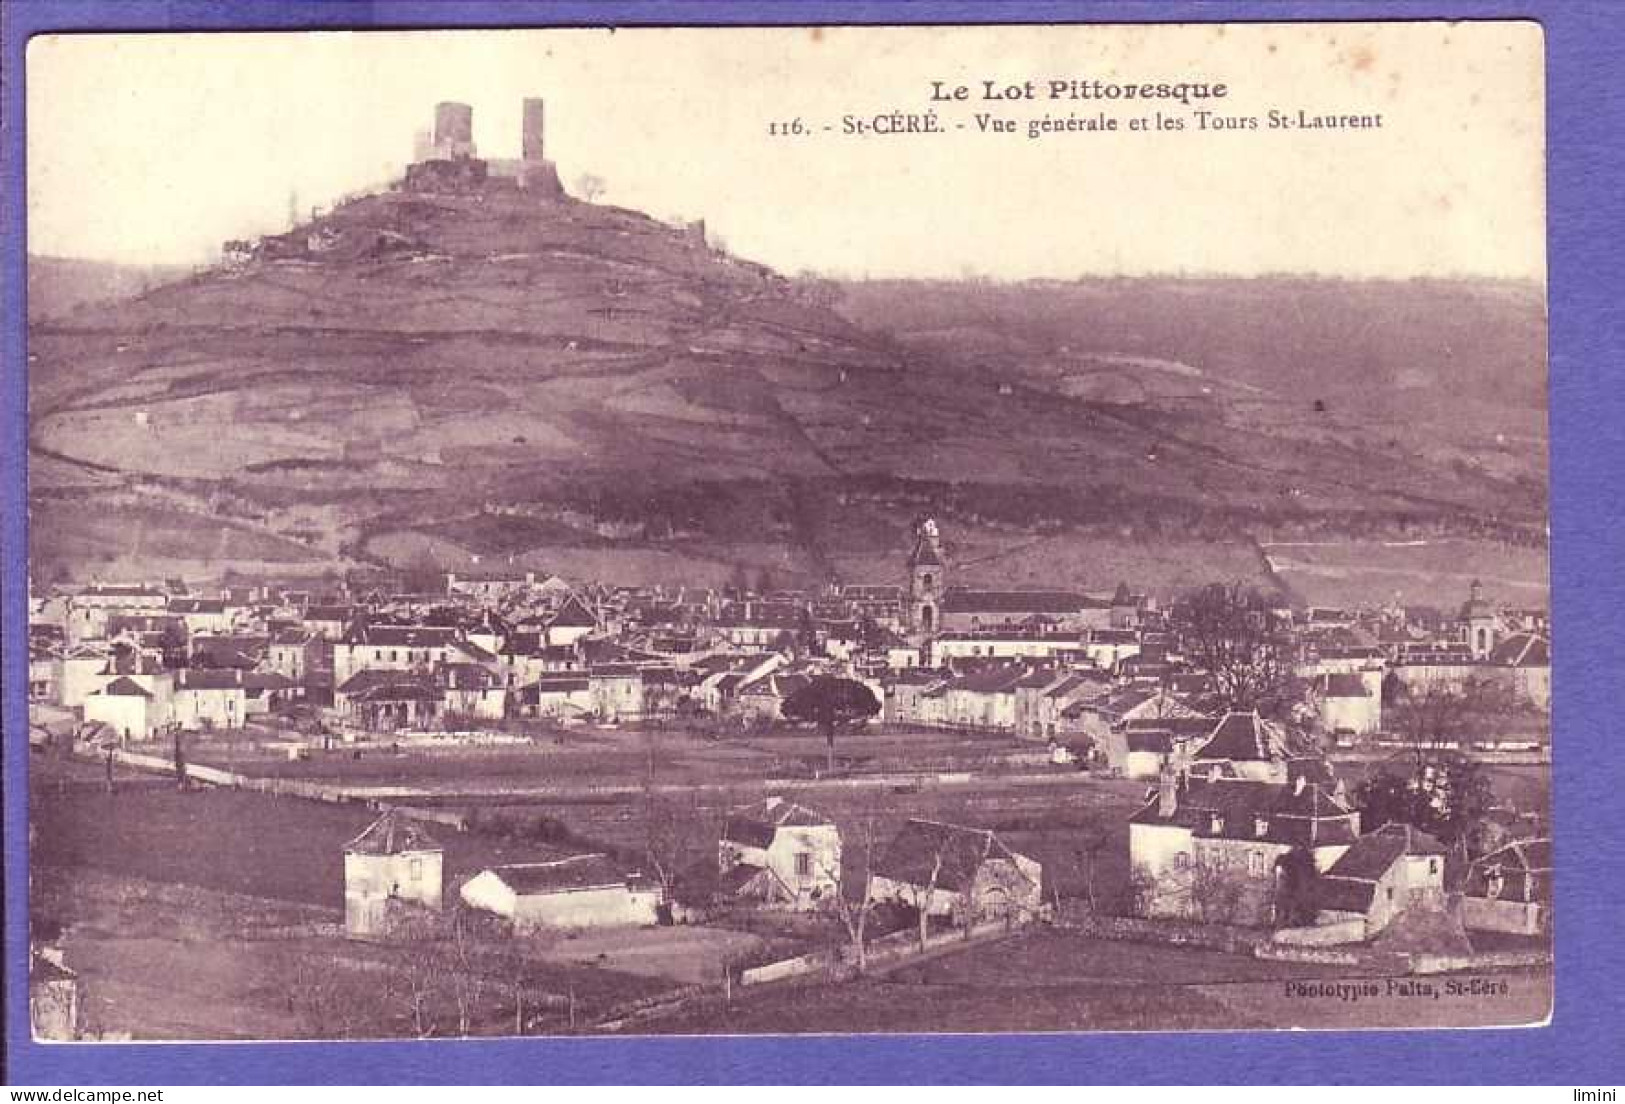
[1157,770,1177,817]
[1294,774,1307,796]
[234,669,243,685]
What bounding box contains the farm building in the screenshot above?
[868,818,1043,925]
[1311,822,1448,937]
[717,796,841,911]
[1461,837,1551,936]
[343,811,444,939]
[459,855,661,931]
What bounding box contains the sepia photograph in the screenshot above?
[21,22,1551,1043]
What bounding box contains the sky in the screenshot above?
[26,23,1546,280]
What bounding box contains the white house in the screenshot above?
[1314,672,1382,736]
[1312,822,1448,937]
[459,854,661,931]
[82,676,165,742]
[344,811,444,939]
[1128,771,1361,925]
[717,796,842,910]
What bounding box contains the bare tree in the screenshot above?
[1181,582,1298,718]
[641,786,702,904]
[913,853,945,952]
[1187,853,1253,926]
[822,808,884,976]
[1074,826,1113,915]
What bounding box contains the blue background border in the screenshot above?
[4,0,1621,1085]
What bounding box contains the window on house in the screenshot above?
[795,852,812,877]
[1174,852,1190,870]
[1429,858,1440,876]
[409,858,422,882]
[1386,887,1395,901]
[1248,851,1262,876]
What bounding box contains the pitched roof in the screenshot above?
[343,624,458,648]
[1195,711,1283,763]
[345,811,442,855]
[1318,672,1370,698]
[487,854,646,895]
[1130,776,1359,847]
[722,797,833,848]
[1489,632,1550,667]
[548,596,598,629]
[1325,822,1446,882]
[872,818,1035,893]
[97,676,153,698]
[940,588,1101,615]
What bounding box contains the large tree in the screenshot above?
[781,675,881,774]
[1180,582,1299,718]
[1353,752,1496,850]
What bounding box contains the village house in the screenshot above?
[56,643,114,709]
[881,669,946,726]
[1128,771,1361,926]
[1311,671,1382,737]
[64,584,168,644]
[332,623,463,687]
[335,669,443,731]
[586,663,645,722]
[732,670,812,726]
[1311,822,1448,938]
[29,951,79,1041]
[928,631,1088,666]
[1083,627,1142,671]
[1461,837,1551,936]
[166,597,235,636]
[1186,711,1295,783]
[300,604,361,640]
[543,594,600,646]
[1487,632,1552,710]
[868,818,1044,925]
[937,587,1114,635]
[1099,715,1214,780]
[521,674,595,721]
[460,855,661,931]
[716,796,842,910]
[170,668,252,730]
[439,663,507,721]
[83,675,169,742]
[344,811,444,939]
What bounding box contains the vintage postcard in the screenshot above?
[23,22,1549,1041]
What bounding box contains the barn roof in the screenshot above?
[872,818,1035,893]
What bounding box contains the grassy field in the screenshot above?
[1260,538,1548,608]
[645,926,1553,1034]
[30,780,576,909]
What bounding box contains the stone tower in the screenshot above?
[907,518,946,635]
[432,101,476,159]
[522,97,546,162]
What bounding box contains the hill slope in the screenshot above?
[26,180,1547,595]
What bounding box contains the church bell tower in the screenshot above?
[907,518,946,634]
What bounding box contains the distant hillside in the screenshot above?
[27,256,195,322]
[26,177,1548,593]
